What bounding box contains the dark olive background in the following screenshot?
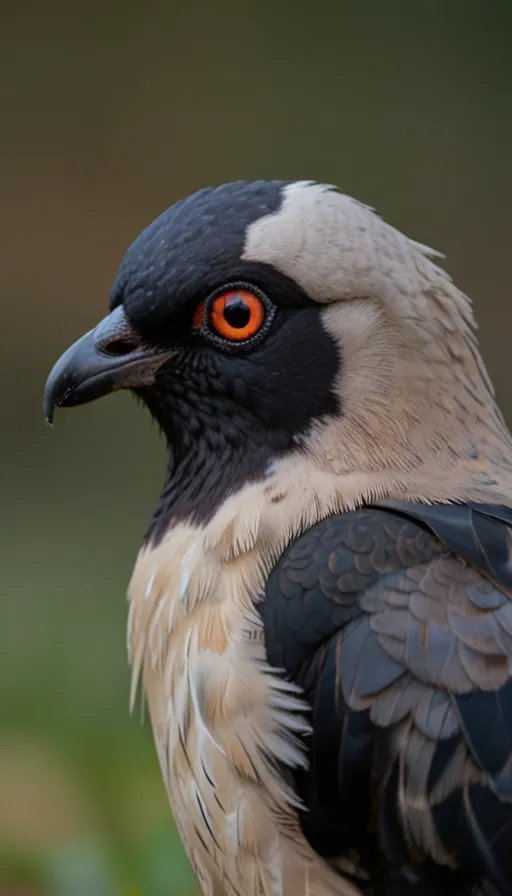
[2,2,512,893]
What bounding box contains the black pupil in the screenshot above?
[223,295,252,328]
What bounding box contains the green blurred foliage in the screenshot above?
[2,0,512,892]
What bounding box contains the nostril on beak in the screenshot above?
[98,335,140,357]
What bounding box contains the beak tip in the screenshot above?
[42,381,57,426]
[43,396,54,429]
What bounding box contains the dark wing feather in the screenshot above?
[261,504,512,895]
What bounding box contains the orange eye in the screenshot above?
[209,290,266,341]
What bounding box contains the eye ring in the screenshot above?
[192,282,275,349]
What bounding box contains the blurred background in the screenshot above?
[2,1,512,893]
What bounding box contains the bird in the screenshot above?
[43,180,512,895]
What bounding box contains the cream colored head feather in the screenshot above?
[242,181,512,510]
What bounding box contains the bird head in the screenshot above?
[43,180,512,545]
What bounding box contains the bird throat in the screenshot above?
[138,389,295,546]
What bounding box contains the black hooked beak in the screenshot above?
[43,305,171,424]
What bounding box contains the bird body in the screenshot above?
[44,181,512,894]
[127,464,377,896]
[128,515,354,896]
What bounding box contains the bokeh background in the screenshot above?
[2,2,512,893]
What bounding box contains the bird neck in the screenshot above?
[142,417,292,546]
